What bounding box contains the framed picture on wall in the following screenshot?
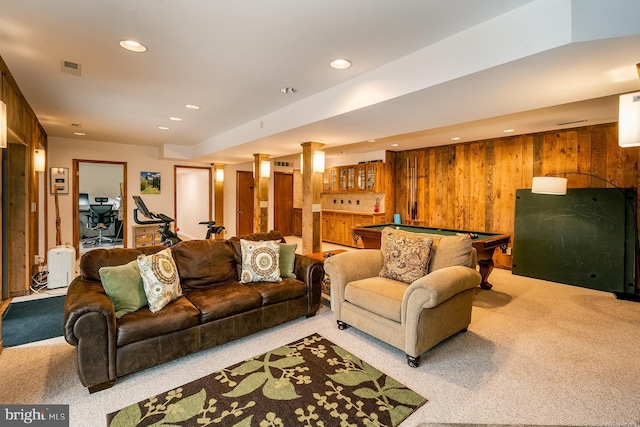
[140,171,161,194]
[50,167,69,194]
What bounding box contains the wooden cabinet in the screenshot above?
[322,210,385,247]
[132,225,162,248]
[323,162,385,193]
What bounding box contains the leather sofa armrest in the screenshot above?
[401,265,481,323]
[63,276,118,390]
[293,254,325,313]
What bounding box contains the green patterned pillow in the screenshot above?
[240,239,281,283]
[279,243,298,278]
[137,247,182,313]
[379,229,433,284]
[99,260,148,318]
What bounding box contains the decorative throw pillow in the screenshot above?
[279,243,298,278]
[99,260,148,318]
[240,239,282,283]
[137,247,182,313]
[379,229,433,284]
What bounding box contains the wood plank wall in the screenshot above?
[393,123,638,242]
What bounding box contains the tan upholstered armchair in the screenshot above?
[324,227,481,367]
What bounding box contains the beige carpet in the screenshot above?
[1,268,639,427]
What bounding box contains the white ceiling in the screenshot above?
[1,0,639,165]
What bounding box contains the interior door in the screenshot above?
[236,170,254,235]
[274,172,293,236]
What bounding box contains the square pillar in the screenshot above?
[301,142,324,254]
[253,153,270,233]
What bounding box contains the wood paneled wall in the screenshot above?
[393,123,638,243]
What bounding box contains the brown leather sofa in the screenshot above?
[63,231,324,393]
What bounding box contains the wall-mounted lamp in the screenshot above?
[34,149,46,172]
[215,167,224,182]
[619,91,640,147]
[300,150,325,174]
[0,100,7,149]
[260,160,270,177]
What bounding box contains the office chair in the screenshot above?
[85,203,115,245]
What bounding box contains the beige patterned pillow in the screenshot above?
[137,247,182,313]
[379,228,433,284]
[240,239,282,283]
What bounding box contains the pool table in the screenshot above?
[352,223,510,290]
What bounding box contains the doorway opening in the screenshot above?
[73,160,127,257]
[175,166,212,240]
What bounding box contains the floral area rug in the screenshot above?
[107,334,427,426]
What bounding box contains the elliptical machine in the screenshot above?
[133,196,224,247]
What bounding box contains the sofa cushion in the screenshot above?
[380,227,433,284]
[240,239,282,283]
[185,281,262,323]
[137,248,182,313]
[279,243,298,278]
[171,239,237,290]
[80,246,164,283]
[345,276,408,323]
[115,296,200,347]
[245,277,307,306]
[99,260,148,318]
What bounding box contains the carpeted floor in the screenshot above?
[1,295,66,347]
[0,268,639,427]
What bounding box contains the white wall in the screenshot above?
[48,137,211,248]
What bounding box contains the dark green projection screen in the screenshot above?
[512,188,636,295]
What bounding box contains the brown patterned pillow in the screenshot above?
[379,228,433,284]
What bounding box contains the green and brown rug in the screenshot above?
[108,334,427,426]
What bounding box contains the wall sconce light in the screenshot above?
[34,149,46,172]
[619,91,640,147]
[300,150,325,174]
[260,159,270,177]
[215,167,224,182]
[0,100,7,149]
[531,176,567,195]
[313,150,325,173]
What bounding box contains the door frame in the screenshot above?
[72,159,127,258]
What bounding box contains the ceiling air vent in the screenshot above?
[60,60,82,77]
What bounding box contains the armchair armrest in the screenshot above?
[324,250,384,317]
[402,265,481,324]
[63,277,118,391]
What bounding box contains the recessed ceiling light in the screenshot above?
[368,139,376,142]
[73,132,86,136]
[119,40,147,53]
[390,143,399,147]
[185,104,200,110]
[169,117,182,121]
[503,128,515,133]
[280,87,296,94]
[158,126,170,130]
[330,59,352,70]
[451,137,461,141]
